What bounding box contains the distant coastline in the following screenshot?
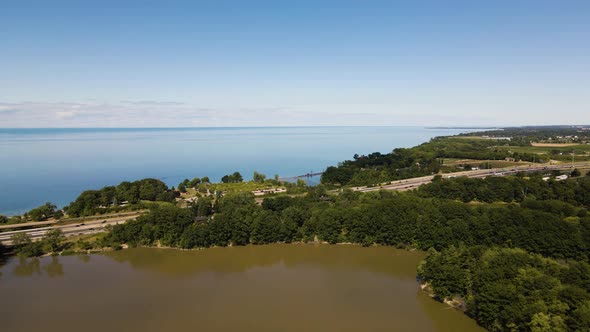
[0,126,469,215]
[425,126,500,130]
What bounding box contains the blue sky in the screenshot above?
[1,0,589,127]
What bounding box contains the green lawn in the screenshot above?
[440,158,530,168]
[200,181,284,194]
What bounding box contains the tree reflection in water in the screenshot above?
[44,256,64,278]
[13,257,41,277]
[12,256,64,278]
[77,254,91,263]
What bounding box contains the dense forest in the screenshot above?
[5,127,590,331]
[321,126,590,187]
[0,202,62,224]
[103,176,590,258]
[95,173,590,331]
[5,174,590,330]
[64,178,177,217]
[320,137,540,187]
[460,126,590,145]
[418,171,590,206]
[419,246,590,331]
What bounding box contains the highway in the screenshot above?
[350,162,590,193]
[0,220,57,230]
[0,211,142,230]
[1,162,588,246]
[0,213,142,245]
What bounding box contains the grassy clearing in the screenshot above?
[61,233,108,253]
[141,200,176,208]
[180,181,286,198]
[497,144,590,154]
[531,142,580,147]
[467,201,511,206]
[437,158,465,163]
[451,136,510,141]
[452,136,490,140]
[208,181,283,193]
[440,158,530,168]
[65,233,105,244]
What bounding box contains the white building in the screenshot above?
[555,175,569,181]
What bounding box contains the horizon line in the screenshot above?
[0,125,568,130]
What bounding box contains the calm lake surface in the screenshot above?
[0,245,484,332]
[0,127,469,215]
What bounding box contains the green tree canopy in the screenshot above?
[42,229,65,253]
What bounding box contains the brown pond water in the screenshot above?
[0,244,484,332]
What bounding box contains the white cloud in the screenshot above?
[0,101,305,127]
[55,111,78,119]
[0,99,587,128]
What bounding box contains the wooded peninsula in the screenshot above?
[2,126,590,331]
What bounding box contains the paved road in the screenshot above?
[0,213,141,245]
[3,163,587,245]
[0,211,143,230]
[350,162,590,193]
[0,220,57,230]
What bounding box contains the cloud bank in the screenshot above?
[0,99,586,128]
[0,101,293,127]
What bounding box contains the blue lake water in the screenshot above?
[0,127,469,215]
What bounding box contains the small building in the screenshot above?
[252,187,287,196]
[555,175,569,181]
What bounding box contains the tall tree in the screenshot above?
[42,229,65,253]
[253,171,266,183]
